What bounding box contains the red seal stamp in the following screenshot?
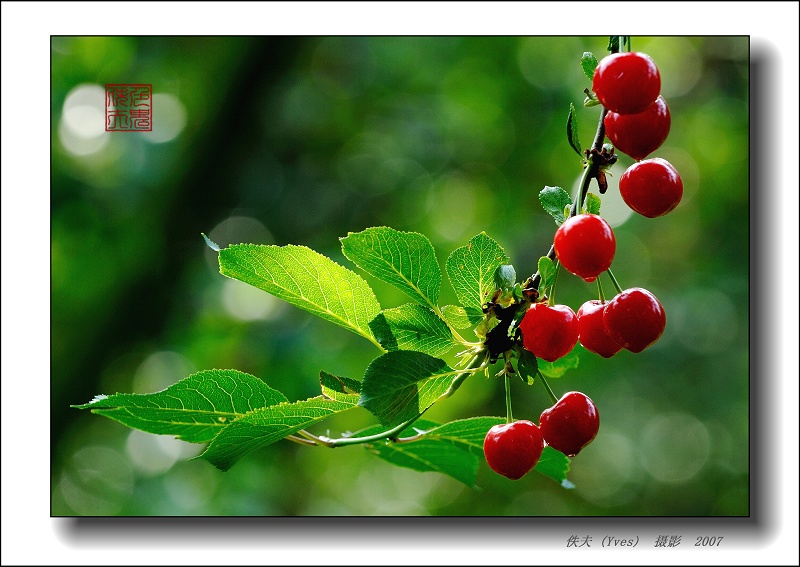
[105,84,152,132]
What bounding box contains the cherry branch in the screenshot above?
[290,353,488,449]
[524,43,621,296]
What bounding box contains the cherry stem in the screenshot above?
[505,372,514,423]
[285,434,319,447]
[527,41,618,293]
[293,353,487,448]
[596,277,606,302]
[537,370,559,405]
[606,268,624,294]
[547,262,561,307]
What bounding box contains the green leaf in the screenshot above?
[539,186,573,226]
[607,36,630,53]
[584,192,602,215]
[517,349,539,385]
[538,347,580,378]
[534,446,574,487]
[537,256,557,294]
[340,227,441,306]
[493,264,516,291]
[473,312,500,341]
[369,304,458,357]
[581,51,598,80]
[358,351,463,428]
[199,394,360,471]
[361,417,573,489]
[218,244,380,345]
[425,417,573,487]
[441,305,481,329]
[72,369,288,443]
[360,419,484,489]
[567,103,582,157]
[201,232,220,252]
[420,416,505,457]
[319,370,361,400]
[446,232,508,312]
[583,95,601,108]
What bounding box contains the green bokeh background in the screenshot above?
[51,36,749,516]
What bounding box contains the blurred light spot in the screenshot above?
[517,37,584,90]
[704,420,735,471]
[162,464,219,513]
[424,474,467,510]
[143,93,187,144]
[280,78,336,135]
[611,232,652,285]
[132,351,196,394]
[440,100,515,169]
[58,446,134,515]
[206,216,274,272]
[208,215,274,248]
[571,169,633,228]
[62,85,106,137]
[637,37,702,98]
[222,278,285,321]
[426,173,479,242]
[639,412,710,483]
[126,430,192,476]
[352,462,437,515]
[310,37,376,95]
[706,37,749,60]
[509,488,575,515]
[336,132,404,196]
[59,84,109,156]
[51,37,72,54]
[569,427,639,507]
[301,498,353,515]
[687,98,747,166]
[69,36,137,76]
[670,288,738,354]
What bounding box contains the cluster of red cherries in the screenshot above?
[484,51,681,481]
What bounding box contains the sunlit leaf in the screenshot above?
[446,232,508,312]
[441,304,481,329]
[539,186,573,225]
[198,394,360,471]
[218,243,380,345]
[319,370,361,400]
[537,256,557,295]
[361,416,573,489]
[584,192,602,215]
[341,226,441,306]
[581,51,598,79]
[369,304,457,357]
[358,351,465,428]
[534,446,573,487]
[538,347,580,378]
[72,369,287,443]
[567,103,582,157]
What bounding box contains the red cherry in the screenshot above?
[539,391,599,457]
[519,303,579,362]
[603,288,666,353]
[604,96,671,161]
[576,300,623,358]
[483,420,545,480]
[619,157,684,218]
[592,52,661,115]
[554,214,616,283]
